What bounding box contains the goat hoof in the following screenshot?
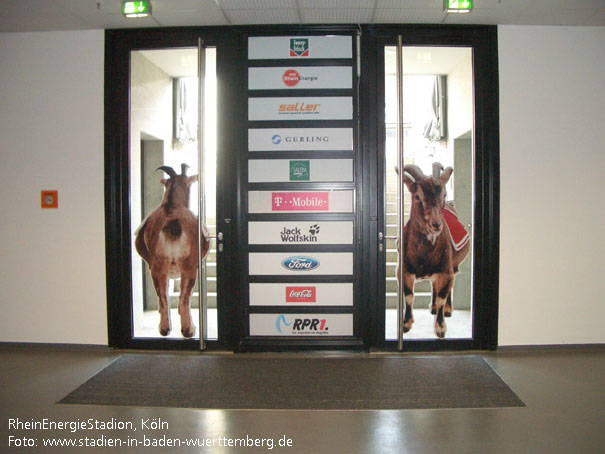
[159,326,171,337]
[430,305,437,315]
[444,309,453,317]
[181,325,196,338]
[434,323,446,339]
[403,318,414,333]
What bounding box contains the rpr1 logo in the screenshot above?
[275,315,328,335]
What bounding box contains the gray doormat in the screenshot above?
[59,355,524,410]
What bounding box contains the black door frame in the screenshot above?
[105,25,499,351]
[360,25,500,351]
[105,27,244,350]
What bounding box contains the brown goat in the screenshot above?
[135,164,210,338]
[397,163,470,338]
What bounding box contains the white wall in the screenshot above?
[0,30,107,345]
[498,26,605,345]
[0,26,603,347]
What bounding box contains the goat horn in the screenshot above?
[181,163,189,176]
[403,164,425,182]
[156,166,177,178]
[432,162,444,179]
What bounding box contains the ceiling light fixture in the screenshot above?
[443,0,472,14]
[122,1,151,18]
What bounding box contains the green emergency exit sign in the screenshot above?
[444,0,472,13]
[123,1,151,18]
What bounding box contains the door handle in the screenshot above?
[208,232,223,251]
[208,232,223,241]
[378,232,398,252]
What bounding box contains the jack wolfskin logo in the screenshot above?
[290,38,309,57]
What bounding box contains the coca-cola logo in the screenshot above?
[286,287,317,303]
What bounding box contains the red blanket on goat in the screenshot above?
[443,204,470,251]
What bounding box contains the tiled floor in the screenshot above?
[1,346,603,453]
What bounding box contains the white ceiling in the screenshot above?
[1,0,604,33]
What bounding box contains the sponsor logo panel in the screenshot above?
[248,67,352,90]
[249,253,353,275]
[249,313,353,336]
[248,159,353,183]
[249,283,353,307]
[248,97,352,121]
[248,36,352,60]
[248,190,353,214]
[248,128,353,151]
[248,221,353,245]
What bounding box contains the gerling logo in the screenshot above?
[271,134,282,144]
[281,256,320,271]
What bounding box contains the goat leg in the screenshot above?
[178,272,197,338]
[432,274,453,339]
[444,292,454,317]
[402,273,415,333]
[151,270,172,337]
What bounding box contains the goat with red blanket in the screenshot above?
[397,163,470,338]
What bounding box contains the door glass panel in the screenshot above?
[130,47,217,340]
[384,46,474,341]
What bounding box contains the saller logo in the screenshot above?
[281,256,320,271]
[290,38,309,57]
[286,286,316,303]
[278,102,320,113]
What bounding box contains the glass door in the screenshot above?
[382,43,475,345]
[128,45,219,346]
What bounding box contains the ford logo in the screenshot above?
[281,256,320,271]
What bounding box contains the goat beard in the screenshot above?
[412,219,443,245]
